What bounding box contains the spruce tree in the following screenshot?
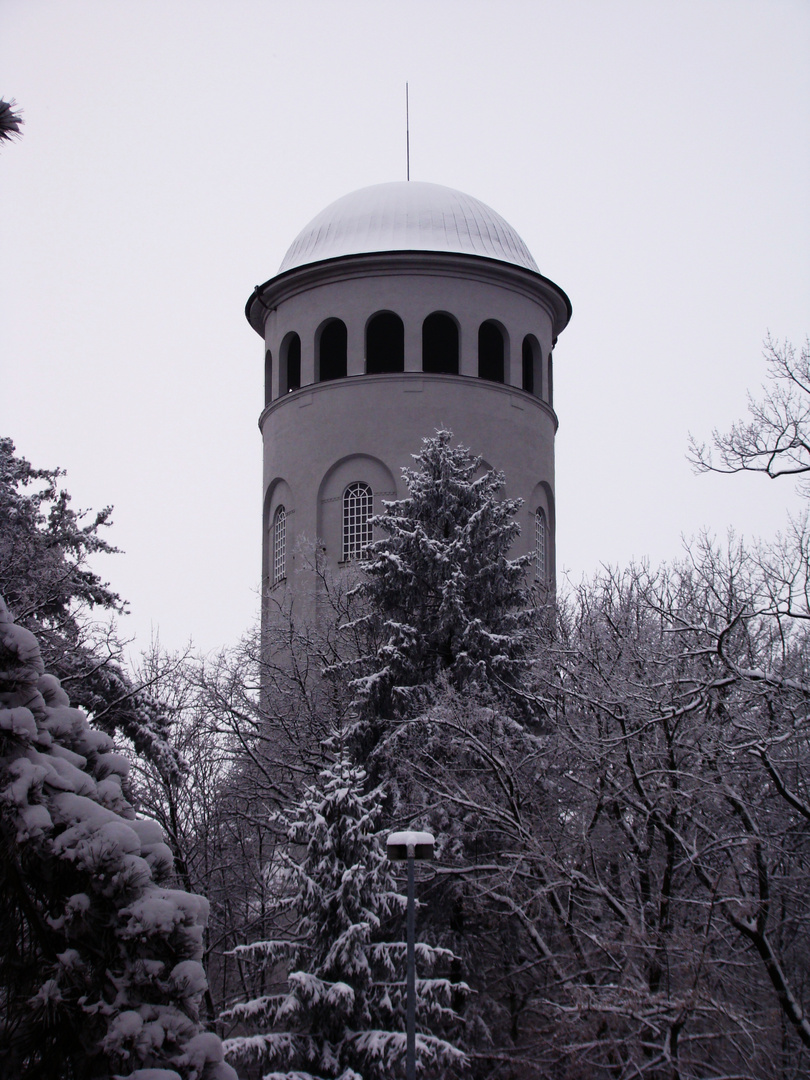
[351,430,535,726]
[0,438,176,771]
[221,743,467,1080]
[0,596,235,1080]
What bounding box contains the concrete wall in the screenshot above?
[260,374,556,591]
[254,252,565,609]
[256,253,563,400]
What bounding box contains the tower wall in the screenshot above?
[260,371,558,593]
[254,251,565,607]
[248,190,571,621]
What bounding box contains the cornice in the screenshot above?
[258,370,559,435]
[246,250,572,339]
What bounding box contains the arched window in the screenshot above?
[272,506,286,585]
[264,349,273,406]
[535,508,547,583]
[318,319,347,382]
[422,312,459,374]
[547,353,554,407]
[478,321,504,383]
[343,482,372,561]
[366,312,404,374]
[522,337,536,395]
[282,333,301,394]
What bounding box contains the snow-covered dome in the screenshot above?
[279,181,539,274]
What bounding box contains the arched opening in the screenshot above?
[281,333,301,394]
[366,312,404,374]
[343,482,373,561]
[272,506,286,585]
[522,336,538,395]
[422,312,459,374]
[547,353,554,407]
[535,508,547,583]
[478,321,505,383]
[264,349,273,406]
[318,319,347,382]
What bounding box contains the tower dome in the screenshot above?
[279,181,539,273]
[249,181,571,614]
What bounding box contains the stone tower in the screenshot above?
[246,181,571,613]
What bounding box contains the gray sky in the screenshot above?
[2,0,809,656]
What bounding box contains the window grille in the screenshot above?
[535,508,547,583]
[343,483,372,561]
[273,506,286,584]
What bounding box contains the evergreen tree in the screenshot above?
[0,595,236,1080]
[221,743,467,1080]
[0,98,23,144]
[350,430,535,728]
[0,438,176,770]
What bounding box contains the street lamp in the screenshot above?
[387,830,435,1080]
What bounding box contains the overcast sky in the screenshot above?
[2,0,809,656]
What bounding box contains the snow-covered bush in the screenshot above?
[0,596,237,1080]
[221,744,467,1079]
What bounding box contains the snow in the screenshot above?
[51,792,143,861]
[29,978,63,1006]
[96,750,131,778]
[0,618,44,671]
[110,1009,144,1038]
[325,981,355,1009]
[37,672,71,706]
[170,960,208,999]
[222,750,467,1078]
[386,830,435,849]
[31,747,96,796]
[75,726,115,754]
[6,757,48,805]
[43,704,86,739]
[0,705,37,737]
[0,599,230,1077]
[50,742,90,768]
[17,802,53,838]
[178,1030,240,1076]
[130,817,167,846]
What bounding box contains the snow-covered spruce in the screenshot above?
[0,437,179,773]
[221,745,467,1079]
[348,429,536,726]
[0,596,236,1080]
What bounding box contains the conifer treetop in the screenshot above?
[354,430,536,718]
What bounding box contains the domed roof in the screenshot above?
[278,181,539,274]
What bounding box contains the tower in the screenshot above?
[246,181,571,612]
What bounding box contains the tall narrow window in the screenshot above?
[272,506,286,584]
[319,319,347,382]
[422,312,459,374]
[366,312,404,374]
[343,482,372,561]
[282,333,301,394]
[264,349,273,406]
[547,353,554,407]
[478,321,504,383]
[522,337,535,395]
[535,508,547,583]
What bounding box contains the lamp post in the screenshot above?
[387,830,435,1080]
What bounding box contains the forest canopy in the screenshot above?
[3,342,810,1078]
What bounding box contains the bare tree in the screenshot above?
[127,546,375,1026]
[385,538,810,1079]
[689,337,810,493]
